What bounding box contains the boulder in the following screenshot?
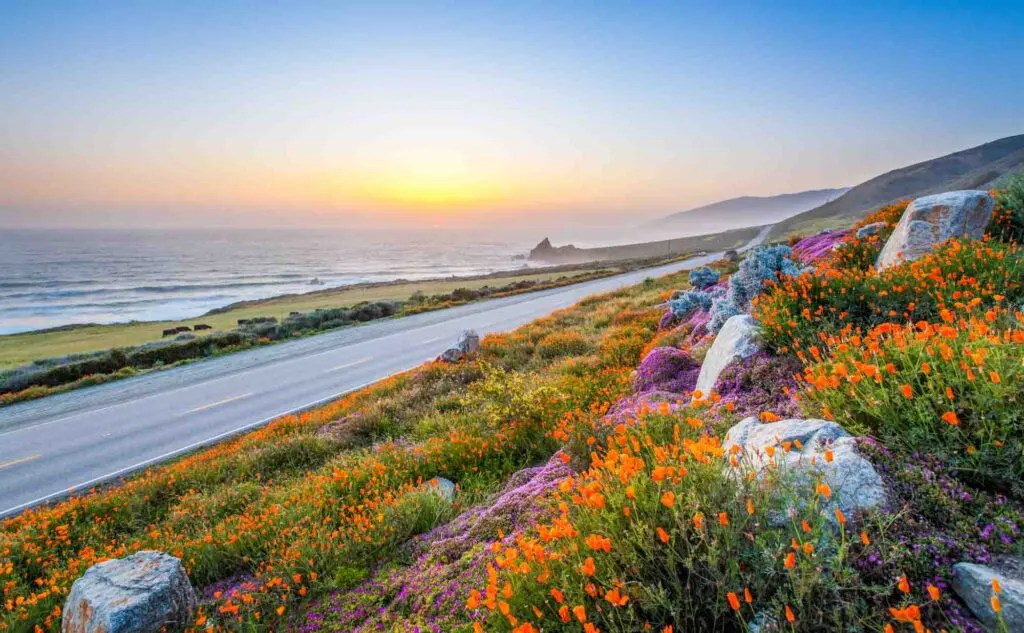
[428,477,457,502]
[876,190,994,270]
[855,222,885,240]
[438,330,480,363]
[62,551,196,633]
[723,417,886,521]
[694,314,761,397]
[952,557,1024,631]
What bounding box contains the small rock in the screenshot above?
[62,551,196,633]
[876,190,994,270]
[429,477,457,502]
[952,557,1024,631]
[694,314,761,397]
[723,417,886,521]
[855,221,885,239]
[438,330,480,363]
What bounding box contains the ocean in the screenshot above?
[0,229,538,334]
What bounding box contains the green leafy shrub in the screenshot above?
[990,172,1024,243]
[799,306,1024,496]
[473,411,880,632]
[754,238,1024,354]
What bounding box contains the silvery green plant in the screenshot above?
[708,245,803,332]
[688,266,720,290]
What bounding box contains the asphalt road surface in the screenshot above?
[0,227,769,518]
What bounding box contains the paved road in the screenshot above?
[0,227,769,517]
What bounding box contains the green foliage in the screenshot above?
[755,238,1024,354]
[481,411,882,633]
[464,362,563,427]
[990,171,1024,243]
[800,309,1024,497]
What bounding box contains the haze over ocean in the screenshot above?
[0,228,539,334]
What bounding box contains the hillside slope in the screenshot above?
[652,187,848,229]
[770,134,1024,238]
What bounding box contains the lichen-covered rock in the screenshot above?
[634,347,701,394]
[62,551,196,633]
[723,417,886,521]
[855,221,886,239]
[438,330,480,362]
[694,315,761,397]
[951,557,1024,631]
[876,190,994,270]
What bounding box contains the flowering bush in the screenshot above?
[469,410,880,632]
[791,229,850,264]
[755,238,1024,354]
[713,351,803,418]
[812,201,908,274]
[987,173,1024,244]
[799,305,1024,496]
[708,245,803,332]
[689,266,720,290]
[632,347,700,395]
[854,440,1023,633]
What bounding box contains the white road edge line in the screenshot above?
[185,392,253,414]
[0,356,434,519]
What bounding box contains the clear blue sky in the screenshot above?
[1,1,1022,229]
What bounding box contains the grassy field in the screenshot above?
[0,266,619,370]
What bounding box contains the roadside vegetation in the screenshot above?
[0,256,700,631]
[5,176,1024,632]
[0,259,677,406]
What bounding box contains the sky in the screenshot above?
[1,0,1023,231]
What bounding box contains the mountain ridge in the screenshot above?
[770,134,1024,238]
[651,187,850,229]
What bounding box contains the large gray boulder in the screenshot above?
[438,330,480,363]
[723,417,886,522]
[876,190,994,270]
[62,551,196,633]
[952,557,1024,631]
[694,314,761,397]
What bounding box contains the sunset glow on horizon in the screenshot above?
[1,2,1023,230]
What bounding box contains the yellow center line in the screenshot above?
[185,392,253,414]
[324,356,372,373]
[0,454,43,470]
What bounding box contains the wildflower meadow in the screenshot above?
[5,178,1024,632]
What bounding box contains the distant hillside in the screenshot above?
[770,134,1024,239]
[651,188,849,230]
